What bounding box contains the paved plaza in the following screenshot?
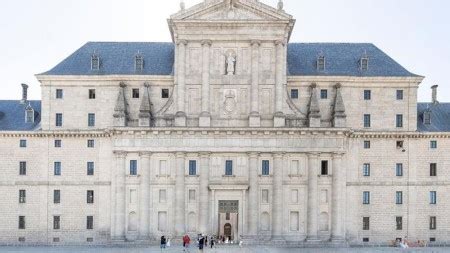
[0,246,448,253]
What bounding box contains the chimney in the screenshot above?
[431,85,438,104]
[21,83,29,104]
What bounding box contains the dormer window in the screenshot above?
[360,56,369,71]
[423,110,431,125]
[25,104,34,123]
[135,55,144,72]
[91,54,100,71]
[317,55,325,71]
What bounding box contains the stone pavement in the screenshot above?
[0,246,449,253]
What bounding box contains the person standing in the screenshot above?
[210,235,215,249]
[183,234,191,252]
[198,234,205,252]
[160,235,166,251]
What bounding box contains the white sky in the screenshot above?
[0,0,449,102]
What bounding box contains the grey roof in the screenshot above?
[0,100,41,131]
[417,103,450,132]
[41,42,419,77]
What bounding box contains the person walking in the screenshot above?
[198,234,205,252]
[160,235,166,251]
[210,235,215,249]
[183,234,191,252]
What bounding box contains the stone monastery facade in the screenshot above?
[1,0,450,247]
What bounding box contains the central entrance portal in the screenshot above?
[218,200,239,242]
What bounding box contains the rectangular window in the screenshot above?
[321,160,328,175]
[262,160,270,176]
[87,216,94,230]
[225,160,233,176]
[54,139,62,148]
[87,162,95,176]
[320,89,328,99]
[159,189,167,203]
[54,162,61,176]
[132,89,140,98]
[396,140,404,149]
[363,163,370,177]
[54,190,60,204]
[362,237,369,242]
[87,139,95,148]
[87,190,94,204]
[396,216,403,230]
[430,237,436,242]
[53,216,60,230]
[397,90,404,100]
[430,163,437,177]
[364,90,371,100]
[20,140,27,148]
[396,191,403,204]
[262,189,269,204]
[88,113,95,127]
[188,189,196,202]
[396,163,403,177]
[430,191,437,204]
[161,89,169,98]
[396,114,403,128]
[430,141,437,149]
[189,160,197,176]
[430,216,437,230]
[363,114,371,128]
[18,216,25,229]
[89,89,96,99]
[55,113,63,127]
[19,161,27,175]
[363,140,370,149]
[363,191,370,204]
[56,89,63,99]
[19,190,26,203]
[290,89,299,99]
[362,217,370,230]
[130,160,137,176]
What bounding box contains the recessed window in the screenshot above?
[430,163,437,177]
[360,56,369,71]
[18,237,26,242]
[54,139,62,148]
[430,216,436,230]
[88,113,95,127]
[396,114,403,128]
[290,89,299,99]
[135,55,144,72]
[130,160,138,176]
[53,216,60,230]
[87,162,95,176]
[159,189,167,203]
[362,217,370,230]
[396,163,403,177]
[363,90,371,100]
[423,111,431,125]
[91,55,100,71]
[396,216,403,230]
[19,190,26,203]
[396,141,404,149]
[87,139,95,148]
[317,56,325,71]
[54,162,61,176]
[55,113,63,127]
[320,89,328,99]
[54,190,60,204]
[20,140,27,148]
[430,141,437,149]
[53,237,60,243]
[226,212,231,220]
[25,108,34,123]
[363,191,370,204]
[321,160,328,175]
[430,191,437,204]
[189,160,197,176]
[87,238,94,243]
[262,160,270,176]
[132,88,140,99]
[19,161,27,175]
[363,141,371,149]
[396,191,403,204]
[225,160,233,176]
[87,190,94,204]
[363,114,371,128]
[87,216,94,230]
[89,89,96,99]
[363,163,370,177]
[362,237,369,242]
[56,89,63,99]
[161,89,169,98]
[18,216,25,229]
[396,90,404,100]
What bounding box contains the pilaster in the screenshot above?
[272,153,285,241]
[249,40,261,127]
[200,40,212,127]
[113,151,127,240]
[138,152,151,239]
[274,40,285,127]
[199,152,211,234]
[175,40,188,127]
[307,152,319,241]
[174,152,186,235]
[247,152,259,237]
[331,152,346,242]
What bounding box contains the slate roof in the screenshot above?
[417,103,450,132]
[41,42,419,77]
[0,100,41,131]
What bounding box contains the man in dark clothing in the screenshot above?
[198,235,205,252]
[160,236,166,251]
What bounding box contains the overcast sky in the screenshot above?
[1,0,449,102]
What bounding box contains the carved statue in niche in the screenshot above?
[225,50,236,75]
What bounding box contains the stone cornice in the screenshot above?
[287,75,424,84]
[36,75,174,82]
[350,131,450,139]
[0,130,110,138]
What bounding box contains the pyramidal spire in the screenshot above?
[308,83,321,127]
[333,83,347,127]
[139,83,153,127]
[113,82,128,126]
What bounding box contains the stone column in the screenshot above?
[272,153,284,240]
[331,153,346,241]
[139,152,151,239]
[175,40,187,127]
[249,40,261,127]
[113,151,127,240]
[199,153,211,234]
[274,40,285,127]
[174,152,186,236]
[200,40,212,127]
[307,153,319,241]
[247,152,259,237]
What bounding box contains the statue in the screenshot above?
[226,52,236,75]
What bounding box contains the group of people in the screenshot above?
[160,234,216,251]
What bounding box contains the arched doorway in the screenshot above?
[224,223,232,240]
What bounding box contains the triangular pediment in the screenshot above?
[171,0,292,21]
